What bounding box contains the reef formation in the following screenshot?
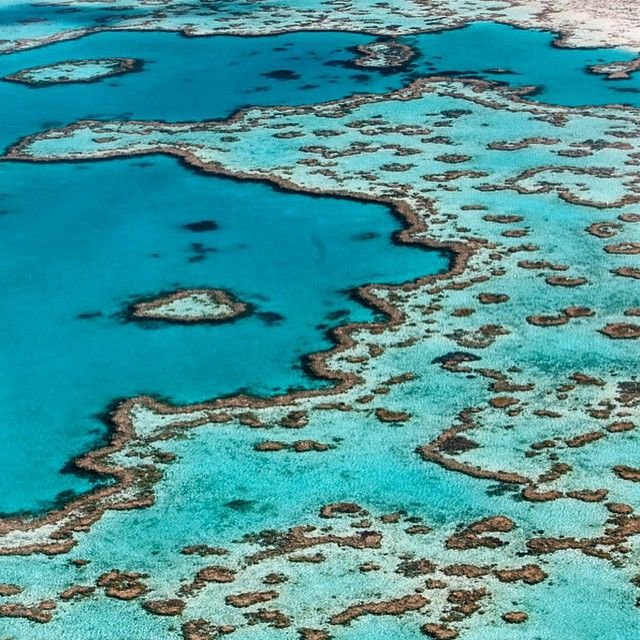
[130,289,249,324]
[4,57,140,86]
[0,1,639,639]
[3,0,640,53]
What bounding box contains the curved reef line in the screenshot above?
[128,288,251,325]
[3,1,640,54]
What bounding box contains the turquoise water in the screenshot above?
[0,30,454,516]
[405,23,640,106]
[0,10,639,640]
[0,30,404,149]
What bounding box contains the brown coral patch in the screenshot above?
[0,584,23,596]
[477,293,509,304]
[545,276,588,287]
[0,601,56,624]
[526,314,568,327]
[97,570,148,600]
[494,564,547,584]
[182,619,235,640]
[143,599,186,616]
[194,566,236,584]
[502,611,528,623]
[586,222,622,238]
[329,594,428,625]
[563,306,594,318]
[604,242,640,254]
[320,503,364,519]
[600,323,640,339]
[421,623,459,639]
[225,590,279,608]
[59,585,95,601]
[375,408,411,423]
[613,267,640,279]
[613,466,640,482]
[607,421,635,433]
[298,629,330,640]
[565,431,604,448]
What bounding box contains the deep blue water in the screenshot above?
[0,30,404,149]
[0,22,638,514]
[0,157,446,514]
[0,31,446,515]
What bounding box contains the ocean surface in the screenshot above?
[1,24,639,154]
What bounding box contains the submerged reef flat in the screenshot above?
[1,72,638,638]
[0,504,552,637]
[589,57,640,81]
[4,57,140,86]
[2,0,640,53]
[130,289,249,325]
[353,39,415,69]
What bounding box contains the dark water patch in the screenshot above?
[326,309,350,321]
[187,242,217,263]
[261,69,300,80]
[256,311,286,326]
[183,220,219,233]
[225,499,256,513]
[485,483,522,497]
[353,232,381,241]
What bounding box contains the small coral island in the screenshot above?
[4,58,141,86]
[354,39,415,69]
[130,289,249,324]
